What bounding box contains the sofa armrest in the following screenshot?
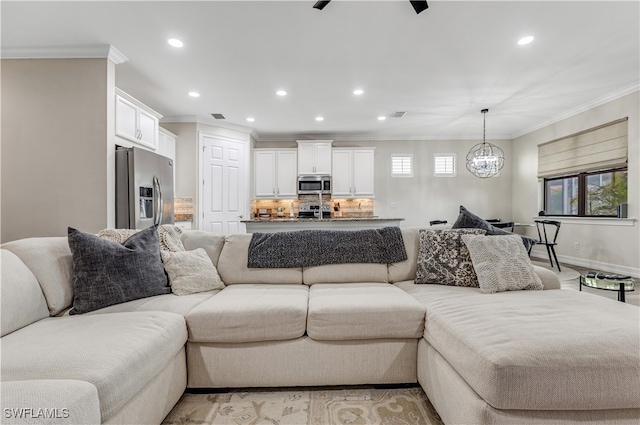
[532,265,561,290]
[1,380,100,425]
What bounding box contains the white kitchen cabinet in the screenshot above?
[157,128,176,160]
[331,148,375,198]
[297,140,332,174]
[115,89,161,150]
[158,128,177,192]
[254,149,298,198]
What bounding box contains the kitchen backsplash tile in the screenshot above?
[174,198,194,222]
[330,198,374,218]
[251,197,373,218]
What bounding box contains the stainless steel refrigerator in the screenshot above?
[116,147,174,229]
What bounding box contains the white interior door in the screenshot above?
[201,134,247,234]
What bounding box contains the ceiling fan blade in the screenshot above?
[410,0,429,14]
[313,0,331,10]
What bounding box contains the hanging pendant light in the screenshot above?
[466,109,504,178]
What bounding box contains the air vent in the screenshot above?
[390,111,407,118]
[211,113,226,120]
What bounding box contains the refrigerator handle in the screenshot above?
[153,175,163,226]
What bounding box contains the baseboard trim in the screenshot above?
[531,252,640,278]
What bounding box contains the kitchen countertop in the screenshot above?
[241,217,404,223]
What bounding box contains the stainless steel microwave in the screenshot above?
[297,175,331,194]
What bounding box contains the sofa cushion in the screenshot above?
[180,230,226,267]
[462,234,543,293]
[307,283,425,340]
[423,290,640,410]
[303,262,389,285]
[387,227,420,283]
[1,311,187,422]
[395,280,483,307]
[59,291,219,317]
[416,228,485,287]
[1,250,50,337]
[68,225,170,314]
[216,234,303,284]
[1,237,73,315]
[1,380,100,425]
[161,248,225,295]
[186,284,309,343]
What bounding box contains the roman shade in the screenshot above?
[537,118,628,178]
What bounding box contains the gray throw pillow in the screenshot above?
[462,234,543,294]
[68,225,170,314]
[416,228,486,286]
[452,205,536,252]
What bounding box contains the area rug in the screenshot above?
[531,259,580,282]
[162,386,444,425]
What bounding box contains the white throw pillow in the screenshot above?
[462,234,543,294]
[161,248,225,295]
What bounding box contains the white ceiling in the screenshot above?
[2,1,639,141]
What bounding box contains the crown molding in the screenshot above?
[512,83,640,139]
[252,132,512,143]
[1,44,128,64]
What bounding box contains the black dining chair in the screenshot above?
[492,221,515,232]
[534,220,562,271]
[429,220,448,226]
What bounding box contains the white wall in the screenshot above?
[255,139,513,228]
[1,58,114,242]
[512,91,639,276]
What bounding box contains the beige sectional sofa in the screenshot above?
[2,228,639,425]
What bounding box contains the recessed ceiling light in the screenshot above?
[168,38,184,48]
[518,36,534,45]
[276,90,287,96]
[353,89,364,95]
[246,117,255,122]
[188,91,200,98]
[378,116,386,121]
[315,116,324,122]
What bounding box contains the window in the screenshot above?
[544,168,627,217]
[538,118,628,218]
[433,153,456,177]
[391,154,413,177]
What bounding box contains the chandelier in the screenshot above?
[465,109,504,179]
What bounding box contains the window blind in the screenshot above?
[434,153,456,176]
[537,118,628,178]
[391,154,413,177]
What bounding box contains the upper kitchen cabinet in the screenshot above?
[157,127,176,161]
[332,148,375,198]
[115,88,161,150]
[297,140,332,175]
[254,149,298,198]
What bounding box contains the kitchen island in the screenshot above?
[242,217,404,233]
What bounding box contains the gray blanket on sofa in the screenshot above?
[247,227,407,268]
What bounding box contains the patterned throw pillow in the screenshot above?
[161,248,225,295]
[68,225,170,314]
[98,224,185,252]
[415,228,486,286]
[462,234,543,294]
